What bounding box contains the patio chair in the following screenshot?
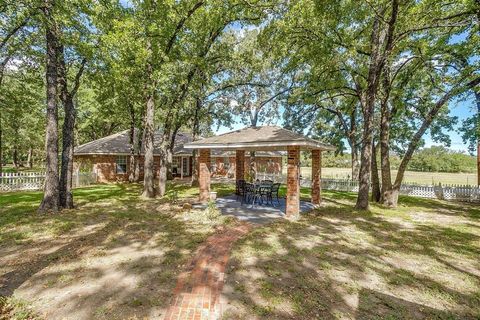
[268,183,281,206]
[257,185,272,205]
[241,183,256,205]
[262,179,273,185]
[236,179,246,199]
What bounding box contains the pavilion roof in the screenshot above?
[184,126,336,151]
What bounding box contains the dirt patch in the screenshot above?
[0,184,227,320]
[222,194,480,319]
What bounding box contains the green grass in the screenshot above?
[0,165,45,174]
[284,167,478,185]
[224,190,480,319]
[2,182,480,319]
[0,183,235,320]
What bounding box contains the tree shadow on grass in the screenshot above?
[0,183,224,319]
[0,218,126,297]
[398,195,480,219]
[355,288,455,320]
[169,182,235,199]
[221,195,480,319]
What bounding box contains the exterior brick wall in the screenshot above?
[311,150,322,205]
[198,149,211,202]
[235,151,245,180]
[74,155,128,183]
[286,146,300,218]
[74,154,283,183]
[211,155,282,177]
[74,154,160,183]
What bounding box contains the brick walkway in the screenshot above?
[163,222,251,320]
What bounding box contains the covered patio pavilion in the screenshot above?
[184,126,335,219]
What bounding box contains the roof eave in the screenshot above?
[184,141,335,151]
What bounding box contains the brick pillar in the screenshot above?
[199,149,211,202]
[235,150,245,180]
[286,146,300,218]
[311,149,322,205]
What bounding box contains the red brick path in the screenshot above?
[163,223,252,320]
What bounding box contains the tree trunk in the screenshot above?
[0,58,8,175]
[249,151,256,181]
[355,17,383,210]
[191,98,201,186]
[191,149,199,186]
[158,146,168,197]
[142,92,155,197]
[389,77,480,206]
[134,121,143,182]
[356,132,372,209]
[158,130,171,197]
[27,147,33,169]
[351,147,360,179]
[379,75,394,205]
[128,104,136,183]
[476,3,480,186]
[58,44,77,209]
[355,0,398,210]
[141,40,156,198]
[59,108,75,210]
[348,109,360,180]
[12,143,19,169]
[166,147,173,181]
[0,113,2,175]
[475,91,480,186]
[371,141,381,202]
[39,0,60,213]
[166,135,174,181]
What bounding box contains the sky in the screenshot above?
[214,96,476,154]
[118,0,474,154]
[214,18,476,154]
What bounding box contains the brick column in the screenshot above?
[286,146,300,218]
[199,149,211,202]
[235,150,245,180]
[311,149,322,205]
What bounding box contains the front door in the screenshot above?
[182,157,189,177]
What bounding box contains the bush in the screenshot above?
[408,146,476,173]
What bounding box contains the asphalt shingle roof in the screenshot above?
[184,126,335,151]
[74,130,195,155]
[74,129,284,157]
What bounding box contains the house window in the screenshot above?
[211,157,217,172]
[223,157,230,169]
[172,157,179,176]
[172,157,179,168]
[116,156,127,174]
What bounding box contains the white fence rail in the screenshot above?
[0,172,97,192]
[256,172,480,202]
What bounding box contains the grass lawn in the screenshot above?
[223,191,480,319]
[283,167,478,186]
[0,183,235,320]
[1,182,479,319]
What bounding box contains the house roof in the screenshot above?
[184,126,336,151]
[74,130,194,156]
[74,129,284,157]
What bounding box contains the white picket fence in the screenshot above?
[0,172,97,192]
[256,172,480,202]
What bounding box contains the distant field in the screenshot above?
[0,165,44,173]
[282,167,478,186]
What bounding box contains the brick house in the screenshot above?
[74,130,283,182]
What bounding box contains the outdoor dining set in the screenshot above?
[235,179,281,207]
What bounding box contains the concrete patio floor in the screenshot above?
[196,195,315,224]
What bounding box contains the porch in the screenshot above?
[185,126,335,219]
[218,195,314,223]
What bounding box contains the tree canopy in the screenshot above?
[0,0,478,211]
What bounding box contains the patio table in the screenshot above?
[243,182,278,206]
